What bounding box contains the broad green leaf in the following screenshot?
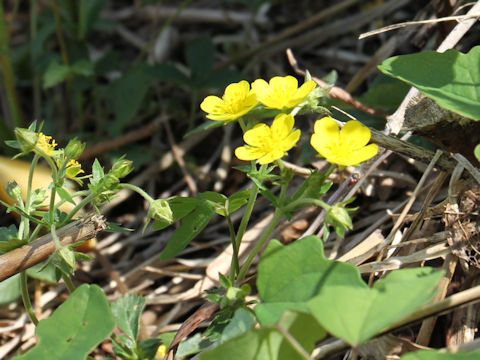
[186,37,215,88]
[401,350,480,360]
[70,59,95,77]
[227,190,251,214]
[177,333,212,358]
[199,310,324,360]
[14,284,114,360]
[217,308,256,345]
[111,293,145,341]
[56,186,76,205]
[0,274,21,305]
[185,120,227,137]
[106,64,154,135]
[27,261,61,283]
[43,61,70,89]
[378,46,480,120]
[160,200,215,259]
[474,144,480,162]
[358,75,410,109]
[77,0,107,40]
[90,159,104,185]
[307,267,443,346]
[255,236,361,325]
[150,63,190,86]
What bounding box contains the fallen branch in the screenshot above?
[0,214,107,282]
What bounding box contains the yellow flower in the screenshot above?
[235,113,300,165]
[251,75,316,110]
[66,159,84,179]
[36,133,57,156]
[200,80,258,121]
[310,117,378,166]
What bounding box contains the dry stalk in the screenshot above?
[0,214,107,282]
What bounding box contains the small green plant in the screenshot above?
[2,44,479,359]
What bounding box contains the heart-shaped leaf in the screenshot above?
[255,236,361,325]
[378,46,480,120]
[307,267,443,346]
[14,284,114,360]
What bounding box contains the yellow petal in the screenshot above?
[312,117,340,145]
[346,144,379,165]
[251,79,271,99]
[340,120,371,149]
[271,114,294,140]
[281,129,301,151]
[310,132,335,159]
[243,124,270,147]
[200,96,225,115]
[270,76,297,94]
[258,149,284,164]
[224,80,250,101]
[235,146,265,161]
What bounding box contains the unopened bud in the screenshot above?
[148,199,173,223]
[64,138,85,160]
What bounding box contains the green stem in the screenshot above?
[50,223,61,249]
[226,212,240,282]
[20,271,39,325]
[119,183,155,203]
[283,198,330,213]
[234,180,259,255]
[62,273,75,293]
[60,192,96,225]
[27,223,43,243]
[23,155,40,240]
[238,118,247,133]
[237,209,283,282]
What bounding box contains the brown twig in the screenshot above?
[286,48,387,118]
[78,121,160,160]
[0,214,107,282]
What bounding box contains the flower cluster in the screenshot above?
[201,75,378,167]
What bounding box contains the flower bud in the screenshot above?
[110,158,133,179]
[325,203,354,238]
[6,181,23,202]
[148,199,173,224]
[14,128,38,154]
[64,138,86,160]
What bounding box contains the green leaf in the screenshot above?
[203,68,245,89]
[70,59,95,77]
[106,64,154,135]
[13,284,115,360]
[137,338,162,359]
[227,190,251,214]
[90,158,104,185]
[56,186,76,205]
[217,308,255,345]
[255,236,361,326]
[160,199,215,259]
[149,63,190,86]
[401,350,480,360]
[111,293,146,341]
[185,120,227,137]
[0,274,21,305]
[27,261,61,283]
[307,267,443,346]
[199,310,324,360]
[186,37,215,88]
[358,75,410,109]
[43,61,70,89]
[378,46,480,120]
